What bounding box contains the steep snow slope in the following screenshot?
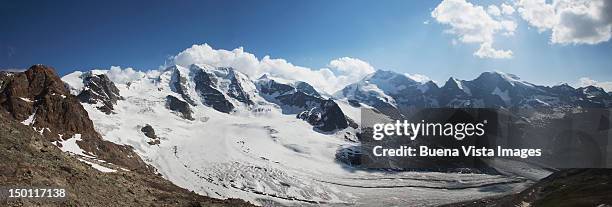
[63,67,545,206]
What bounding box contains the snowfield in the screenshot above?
[64,67,550,206]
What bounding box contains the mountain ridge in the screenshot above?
[335,69,612,112]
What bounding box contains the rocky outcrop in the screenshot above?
[257,77,350,132]
[77,73,123,114]
[193,69,235,113]
[0,65,149,171]
[141,124,160,145]
[141,124,157,139]
[165,95,194,120]
[169,67,197,106]
[297,99,350,132]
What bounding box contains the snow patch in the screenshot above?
[453,78,471,95]
[62,71,85,95]
[19,97,33,103]
[54,134,96,158]
[21,111,36,126]
[78,158,117,173]
[494,71,536,88]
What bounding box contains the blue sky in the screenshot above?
[1,0,611,88]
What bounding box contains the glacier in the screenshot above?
[62,65,552,206]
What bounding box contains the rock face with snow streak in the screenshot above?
[297,99,350,132]
[77,73,124,114]
[256,75,351,132]
[1,65,149,171]
[168,65,198,106]
[175,64,258,113]
[193,68,236,113]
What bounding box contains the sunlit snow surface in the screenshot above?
[70,70,550,206]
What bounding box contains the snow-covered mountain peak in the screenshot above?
[334,69,446,110]
[332,79,397,107]
[181,64,262,113]
[579,85,608,98]
[363,70,420,94]
[475,71,535,88]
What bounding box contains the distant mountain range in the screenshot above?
[337,70,612,113]
[65,65,612,134]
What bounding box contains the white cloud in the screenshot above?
[501,20,518,35]
[171,44,375,94]
[475,42,513,58]
[517,0,612,45]
[432,0,611,57]
[516,0,556,31]
[328,57,375,78]
[106,66,145,84]
[404,73,432,83]
[578,77,612,92]
[431,0,516,59]
[487,5,501,16]
[501,3,515,15]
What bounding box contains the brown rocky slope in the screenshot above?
[0,65,148,171]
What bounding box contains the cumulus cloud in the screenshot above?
[106,66,146,84]
[578,77,612,92]
[517,0,612,45]
[431,0,516,59]
[404,73,432,83]
[487,5,501,16]
[475,42,513,58]
[328,57,375,78]
[171,44,375,93]
[501,3,516,15]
